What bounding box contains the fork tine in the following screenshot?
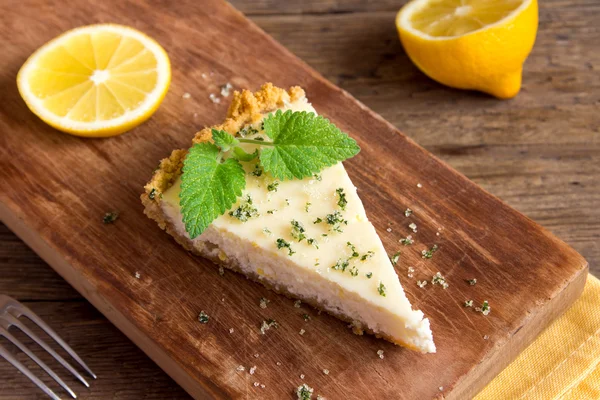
[0,326,77,398]
[0,342,64,400]
[7,301,97,379]
[3,314,90,388]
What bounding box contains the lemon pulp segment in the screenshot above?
[408,0,526,37]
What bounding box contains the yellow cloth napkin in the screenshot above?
[476,275,600,400]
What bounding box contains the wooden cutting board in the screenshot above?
[0,0,588,399]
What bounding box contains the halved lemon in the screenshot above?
[17,24,171,137]
[396,0,538,99]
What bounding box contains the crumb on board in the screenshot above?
[103,211,119,224]
[198,311,209,324]
[296,384,313,400]
[221,82,233,97]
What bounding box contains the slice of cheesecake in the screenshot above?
[141,83,435,353]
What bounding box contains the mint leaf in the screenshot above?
[259,110,360,180]
[212,129,239,151]
[180,143,245,238]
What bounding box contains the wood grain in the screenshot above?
[0,0,597,399]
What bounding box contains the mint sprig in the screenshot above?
[180,110,360,238]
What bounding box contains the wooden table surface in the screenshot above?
[1,0,598,398]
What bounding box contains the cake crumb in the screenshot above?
[296,384,313,400]
[299,329,306,335]
[221,82,233,97]
[386,227,392,233]
[431,272,449,289]
[103,211,119,224]
[276,362,282,366]
[229,328,234,334]
[476,300,491,316]
[400,235,414,245]
[260,319,278,334]
[253,382,260,387]
[417,183,423,188]
[484,335,490,340]
[300,374,305,379]
[249,366,257,375]
[254,353,259,358]
[198,311,209,324]
[259,297,270,309]
[409,222,418,233]
[377,349,384,359]
[236,365,245,372]
[439,386,444,391]
[322,369,329,375]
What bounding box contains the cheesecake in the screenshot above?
[141,83,435,353]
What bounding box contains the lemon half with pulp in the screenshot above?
[396,0,538,98]
[17,24,171,137]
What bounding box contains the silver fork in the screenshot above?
[0,295,96,399]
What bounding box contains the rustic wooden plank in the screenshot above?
[0,0,593,396]
[0,301,191,399]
